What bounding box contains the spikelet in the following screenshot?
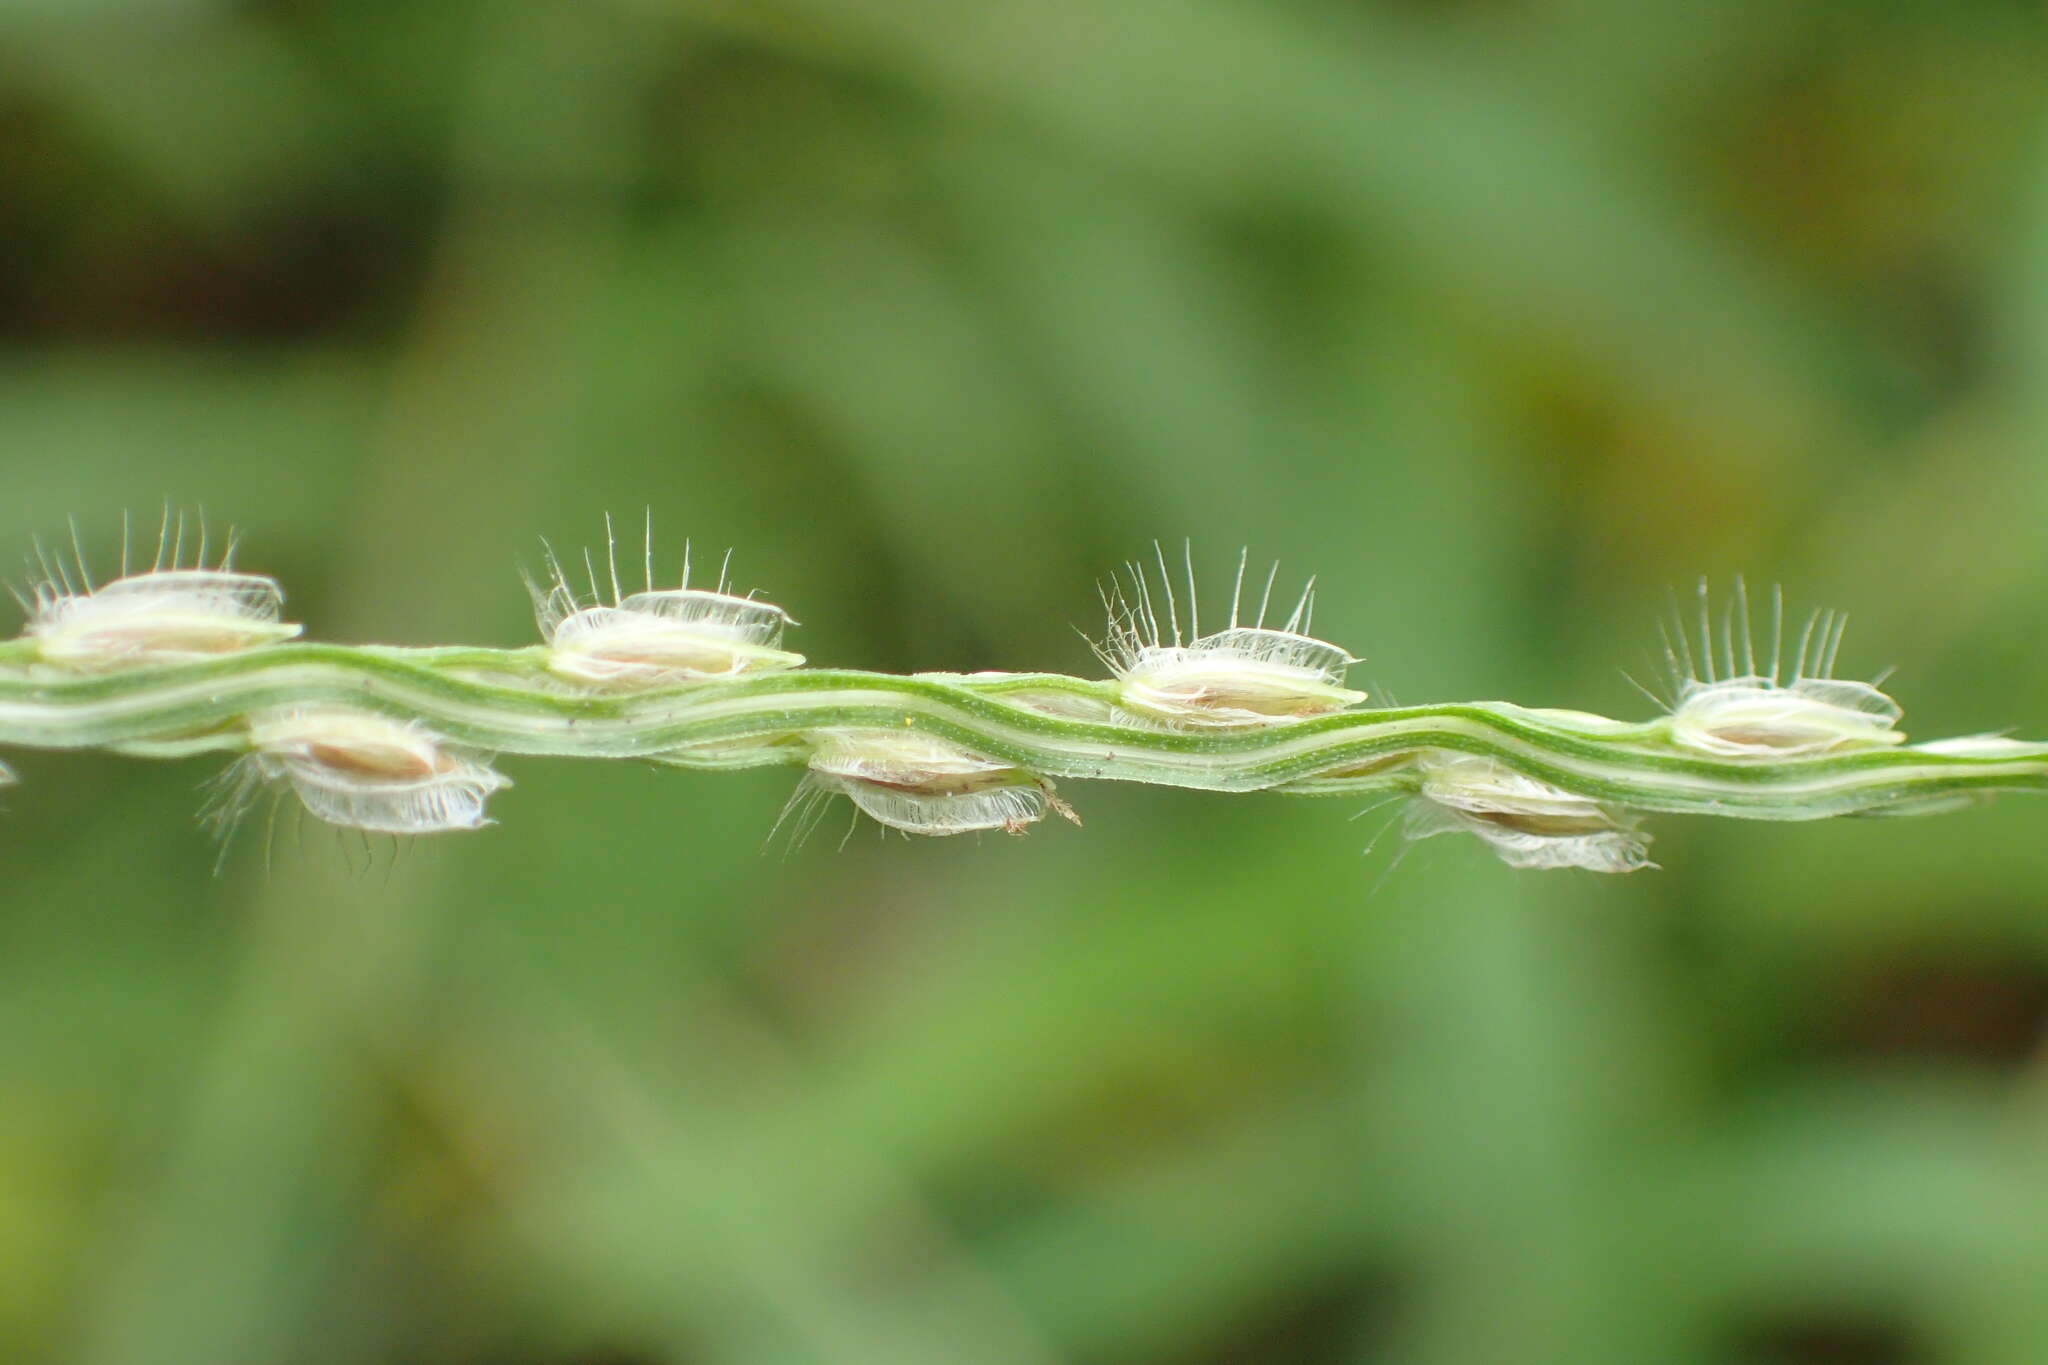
[1405,754,1652,873]
[18,513,300,668]
[1656,580,1902,758]
[223,707,507,835]
[1097,545,1366,727]
[529,514,803,686]
[790,728,1079,838]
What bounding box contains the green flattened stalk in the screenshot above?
[2,529,2043,872]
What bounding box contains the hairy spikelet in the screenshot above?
[16,511,299,669]
[1654,579,1902,758]
[216,708,507,837]
[528,515,802,685]
[1098,545,1366,726]
[795,729,1079,838]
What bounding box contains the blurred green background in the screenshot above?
[7,2,2048,1363]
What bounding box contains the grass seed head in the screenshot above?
[1099,544,1366,727]
[792,728,1079,838]
[529,516,804,686]
[230,707,508,835]
[1407,754,1653,873]
[1659,581,1902,758]
[20,512,299,669]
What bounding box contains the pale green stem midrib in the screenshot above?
[1,644,2043,823]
